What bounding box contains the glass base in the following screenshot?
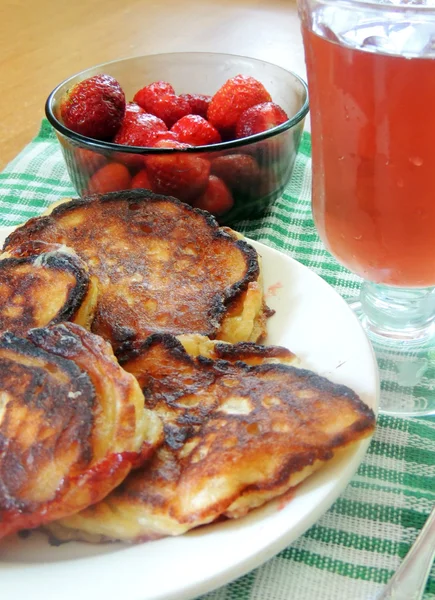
[349,282,435,417]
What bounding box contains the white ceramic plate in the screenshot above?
[0,227,379,600]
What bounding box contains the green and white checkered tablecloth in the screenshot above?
[1,120,434,600]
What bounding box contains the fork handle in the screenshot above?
[377,506,435,600]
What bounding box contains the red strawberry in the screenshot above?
[131,169,152,190]
[68,147,108,195]
[236,102,289,138]
[133,81,190,128]
[207,75,272,138]
[124,102,145,120]
[87,163,131,194]
[114,112,167,147]
[60,74,125,140]
[156,95,192,128]
[193,176,234,216]
[151,130,180,145]
[73,147,107,175]
[171,115,221,146]
[144,139,210,203]
[180,93,211,119]
[133,81,175,108]
[113,151,144,172]
[210,153,260,195]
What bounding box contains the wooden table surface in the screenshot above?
[0,0,305,171]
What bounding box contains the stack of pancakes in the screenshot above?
[0,190,375,544]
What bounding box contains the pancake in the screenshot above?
[0,241,98,335]
[0,322,163,540]
[47,334,375,544]
[3,190,266,359]
[177,333,299,365]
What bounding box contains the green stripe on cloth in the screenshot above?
[1,120,434,600]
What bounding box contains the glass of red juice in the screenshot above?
[299,0,435,416]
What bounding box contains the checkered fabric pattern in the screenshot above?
[1,120,434,600]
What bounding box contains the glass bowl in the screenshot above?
[45,52,308,224]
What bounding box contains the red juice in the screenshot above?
[303,26,435,287]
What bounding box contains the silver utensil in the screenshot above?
[377,505,435,600]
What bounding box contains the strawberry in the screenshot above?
[133,81,190,128]
[151,130,180,145]
[87,163,131,194]
[171,115,221,146]
[69,147,108,195]
[210,153,260,195]
[193,176,234,216]
[180,93,211,119]
[113,112,168,170]
[124,102,145,120]
[236,102,289,138]
[144,139,210,203]
[131,169,152,190]
[73,147,107,175]
[133,81,175,108]
[156,95,192,129]
[60,74,125,140]
[114,112,167,147]
[207,75,272,138]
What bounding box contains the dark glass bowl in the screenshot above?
[45,52,308,224]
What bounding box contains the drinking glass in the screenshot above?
[298,0,435,416]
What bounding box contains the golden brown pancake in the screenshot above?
[3,191,266,360]
[177,333,299,365]
[47,334,375,544]
[0,241,98,335]
[0,322,163,540]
